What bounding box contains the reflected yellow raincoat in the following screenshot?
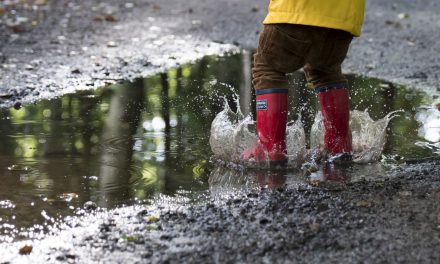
[263,0,365,36]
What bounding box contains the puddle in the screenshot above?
[1,51,440,242]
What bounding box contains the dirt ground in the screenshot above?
[1,0,440,263]
[1,0,440,107]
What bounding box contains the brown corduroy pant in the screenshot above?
[252,24,354,90]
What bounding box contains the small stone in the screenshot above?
[66,254,76,259]
[397,13,410,19]
[137,209,149,216]
[13,102,22,110]
[160,235,172,240]
[309,221,321,232]
[309,165,319,173]
[316,202,329,212]
[35,0,47,5]
[408,71,428,79]
[83,201,97,210]
[366,64,376,70]
[24,64,34,70]
[125,3,135,9]
[0,93,13,99]
[379,83,390,89]
[356,200,373,208]
[398,191,412,197]
[259,218,270,225]
[107,41,117,48]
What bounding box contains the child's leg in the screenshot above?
[244,24,310,164]
[252,24,311,90]
[303,29,354,154]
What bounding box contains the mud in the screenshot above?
[1,0,440,263]
[1,162,439,263]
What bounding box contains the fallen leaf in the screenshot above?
[11,25,24,33]
[147,216,159,223]
[122,235,138,242]
[19,245,33,255]
[105,15,117,22]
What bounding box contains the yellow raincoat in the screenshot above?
[263,0,365,36]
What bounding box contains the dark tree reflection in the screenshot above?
[98,79,145,207]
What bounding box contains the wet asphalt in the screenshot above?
[1,0,440,263]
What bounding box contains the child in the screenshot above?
[242,0,366,165]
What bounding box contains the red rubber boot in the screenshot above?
[316,82,352,155]
[242,88,288,166]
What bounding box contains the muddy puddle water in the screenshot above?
[1,52,439,241]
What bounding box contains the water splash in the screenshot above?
[209,100,256,164]
[209,100,307,168]
[286,119,307,167]
[311,110,401,163]
[210,102,400,167]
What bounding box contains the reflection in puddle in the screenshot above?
[0,52,439,241]
[209,162,387,198]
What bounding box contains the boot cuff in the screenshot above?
[256,88,288,95]
[315,82,348,93]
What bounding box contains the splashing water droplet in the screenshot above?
[286,119,307,167]
[311,110,402,163]
[211,101,401,167]
[209,100,256,164]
